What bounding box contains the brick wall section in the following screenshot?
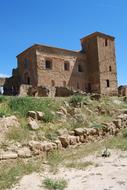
[36,45,88,91]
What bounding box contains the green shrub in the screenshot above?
[69,95,83,107]
[42,112,55,123]
[43,178,67,190]
[8,97,58,117]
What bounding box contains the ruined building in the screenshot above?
[4,32,118,96]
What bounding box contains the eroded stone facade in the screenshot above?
[4,32,118,96]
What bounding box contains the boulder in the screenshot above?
[74,128,84,136]
[59,135,69,148]
[59,106,68,115]
[17,147,32,158]
[28,140,55,153]
[28,140,43,151]
[42,141,56,152]
[56,111,67,122]
[68,135,77,145]
[0,116,20,128]
[86,128,97,136]
[54,140,63,149]
[28,111,37,119]
[57,128,68,136]
[69,130,75,136]
[79,135,86,143]
[36,111,44,120]
[28,120,40,130]
[0,151,18,160]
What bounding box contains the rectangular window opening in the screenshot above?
[106,79,110,87]
[109,66,112,72]
[64,62,70,71]
[45,59,52,69]
[105,39,108,46]
[78,65,83,72]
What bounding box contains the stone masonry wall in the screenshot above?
[97,37,118,95]
[36,46,88,91]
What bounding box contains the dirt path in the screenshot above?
[10,149,127,190]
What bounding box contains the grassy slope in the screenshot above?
[0,95,127,189]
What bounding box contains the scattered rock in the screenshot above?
[59,135,69,148]
[0,151,18,160]
[17,147,32,158]
[28,120,40,130]
[74,128,84,136]
[28,111,37,119]
[28,140,56,153]
[54,140,63,149]
[69,130,75,136]
[57,128,68,136]
[68,135,78,145]
[59,106,68,115]
[36,111,44,120]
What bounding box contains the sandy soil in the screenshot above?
[10,149,127,190]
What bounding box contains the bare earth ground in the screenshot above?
[9,149,127,190]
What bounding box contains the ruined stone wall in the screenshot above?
[36,46,88,91]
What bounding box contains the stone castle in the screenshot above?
[2,32,118,96]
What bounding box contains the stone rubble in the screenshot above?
[0,113,127,160]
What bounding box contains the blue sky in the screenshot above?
[0,0,126,85]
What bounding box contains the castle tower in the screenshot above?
[80,32,118,95]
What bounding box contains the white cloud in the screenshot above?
[0,73,10,78]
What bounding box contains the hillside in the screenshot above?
[0,95,127,189]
